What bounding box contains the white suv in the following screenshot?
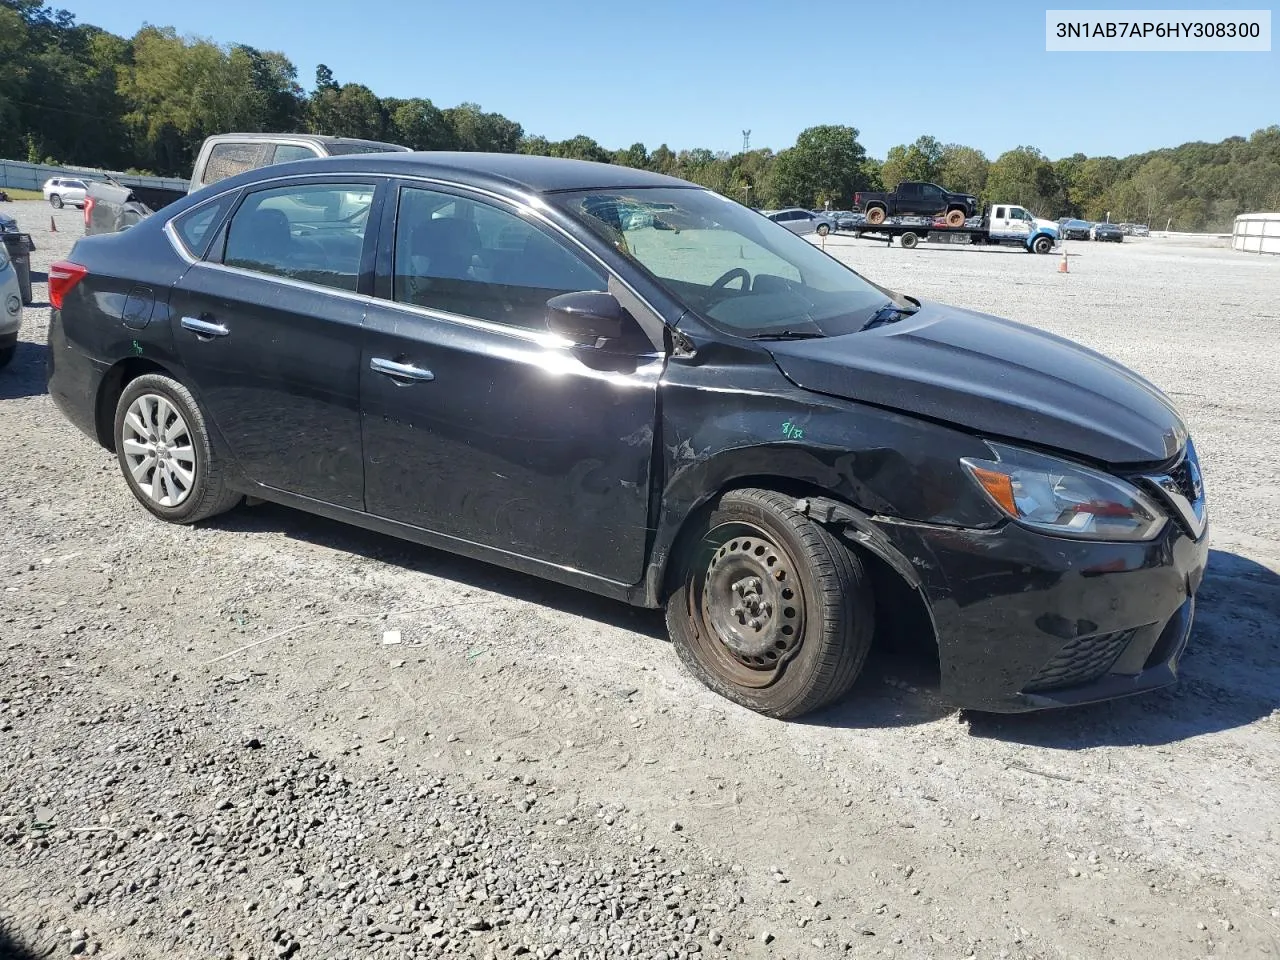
[42,177,92,209]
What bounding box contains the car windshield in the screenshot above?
[554,187,889,338]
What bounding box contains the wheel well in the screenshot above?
[659,476,940,661]
[94,357,171,451]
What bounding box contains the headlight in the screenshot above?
[961,442,1166,541]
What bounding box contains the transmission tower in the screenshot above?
[742,130,751,152]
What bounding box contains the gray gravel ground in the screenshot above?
[3,202,1280,960]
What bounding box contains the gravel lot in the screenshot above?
[3,201,1280,960]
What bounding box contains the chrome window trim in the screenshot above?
[195,259,663,357]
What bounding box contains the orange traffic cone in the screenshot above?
[1058,243,1068,273]
[50,215,57,233]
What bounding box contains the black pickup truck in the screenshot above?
[853,181,980,227]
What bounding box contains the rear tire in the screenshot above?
[113,373,241,525]
[865,206,886,225]
[900,231,919,249]
[49,194,63,209]
[816,223,830,237]
[666,488,875,719]
[945,208,966,227]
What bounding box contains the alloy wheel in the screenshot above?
[120,393,197,507]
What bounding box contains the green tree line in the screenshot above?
[3,0,1276,230]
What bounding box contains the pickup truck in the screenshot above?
[84,132,410,235]
[847,202,1060,254]
[853,181,979,227]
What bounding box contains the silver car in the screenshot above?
[42,176,92,209]
[766,208,835,237]
[0,239,23,369]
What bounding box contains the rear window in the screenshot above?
[198,142,275,189]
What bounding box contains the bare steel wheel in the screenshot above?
[113,373,241,524]
[666,488,875,718]
[945,208,966,227]
[865,206,886,225]
[699,522,806,687]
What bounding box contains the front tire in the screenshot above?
[49,194,63,209]
[113,373,241,524]
[666,488,874,719]
[1032,235,1053,254]
[900,231,919,249]
[865,206,886,225]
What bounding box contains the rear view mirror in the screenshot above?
[546,291,625,347]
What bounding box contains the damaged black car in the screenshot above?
[46,153,1208,719]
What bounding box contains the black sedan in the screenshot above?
[46,153,1208,719]
[1093,222,1124,242]
[1060,218,1094,240]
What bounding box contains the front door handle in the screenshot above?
[370,357,435,383]
[181,316,230,340]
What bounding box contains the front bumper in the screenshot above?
[875,515,1209,712]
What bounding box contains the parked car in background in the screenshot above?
[84,132,411,235]
[43,176,93,209]
[1092,222,1124,242]
[828,210,863,230]
[767,208,835,236]
[853,181,980,226]
[47,152,1208,721]
[1060,218,1093,240]
[1131,223,1151,237]
[0,234,23,369]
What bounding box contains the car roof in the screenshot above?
[212,151,695,198]
[205,132,411,151]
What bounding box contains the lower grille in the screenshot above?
[1023,628,1139,692]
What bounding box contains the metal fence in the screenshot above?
[0,158,189,194]
[1232,212,1280,255]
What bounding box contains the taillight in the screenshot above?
[48,261,88,310]
[83,195,95,228]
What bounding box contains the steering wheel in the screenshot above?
[711,267,751,291]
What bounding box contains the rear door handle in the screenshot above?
[370,357,435,383]
[181,316,230,339]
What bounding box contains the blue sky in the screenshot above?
[60,0,1277,160]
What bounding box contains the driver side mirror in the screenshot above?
[546,291,626,348]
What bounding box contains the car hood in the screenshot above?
[767,300,1187,465]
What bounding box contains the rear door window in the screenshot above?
[172,193,237,259]
[222,182,376,291]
